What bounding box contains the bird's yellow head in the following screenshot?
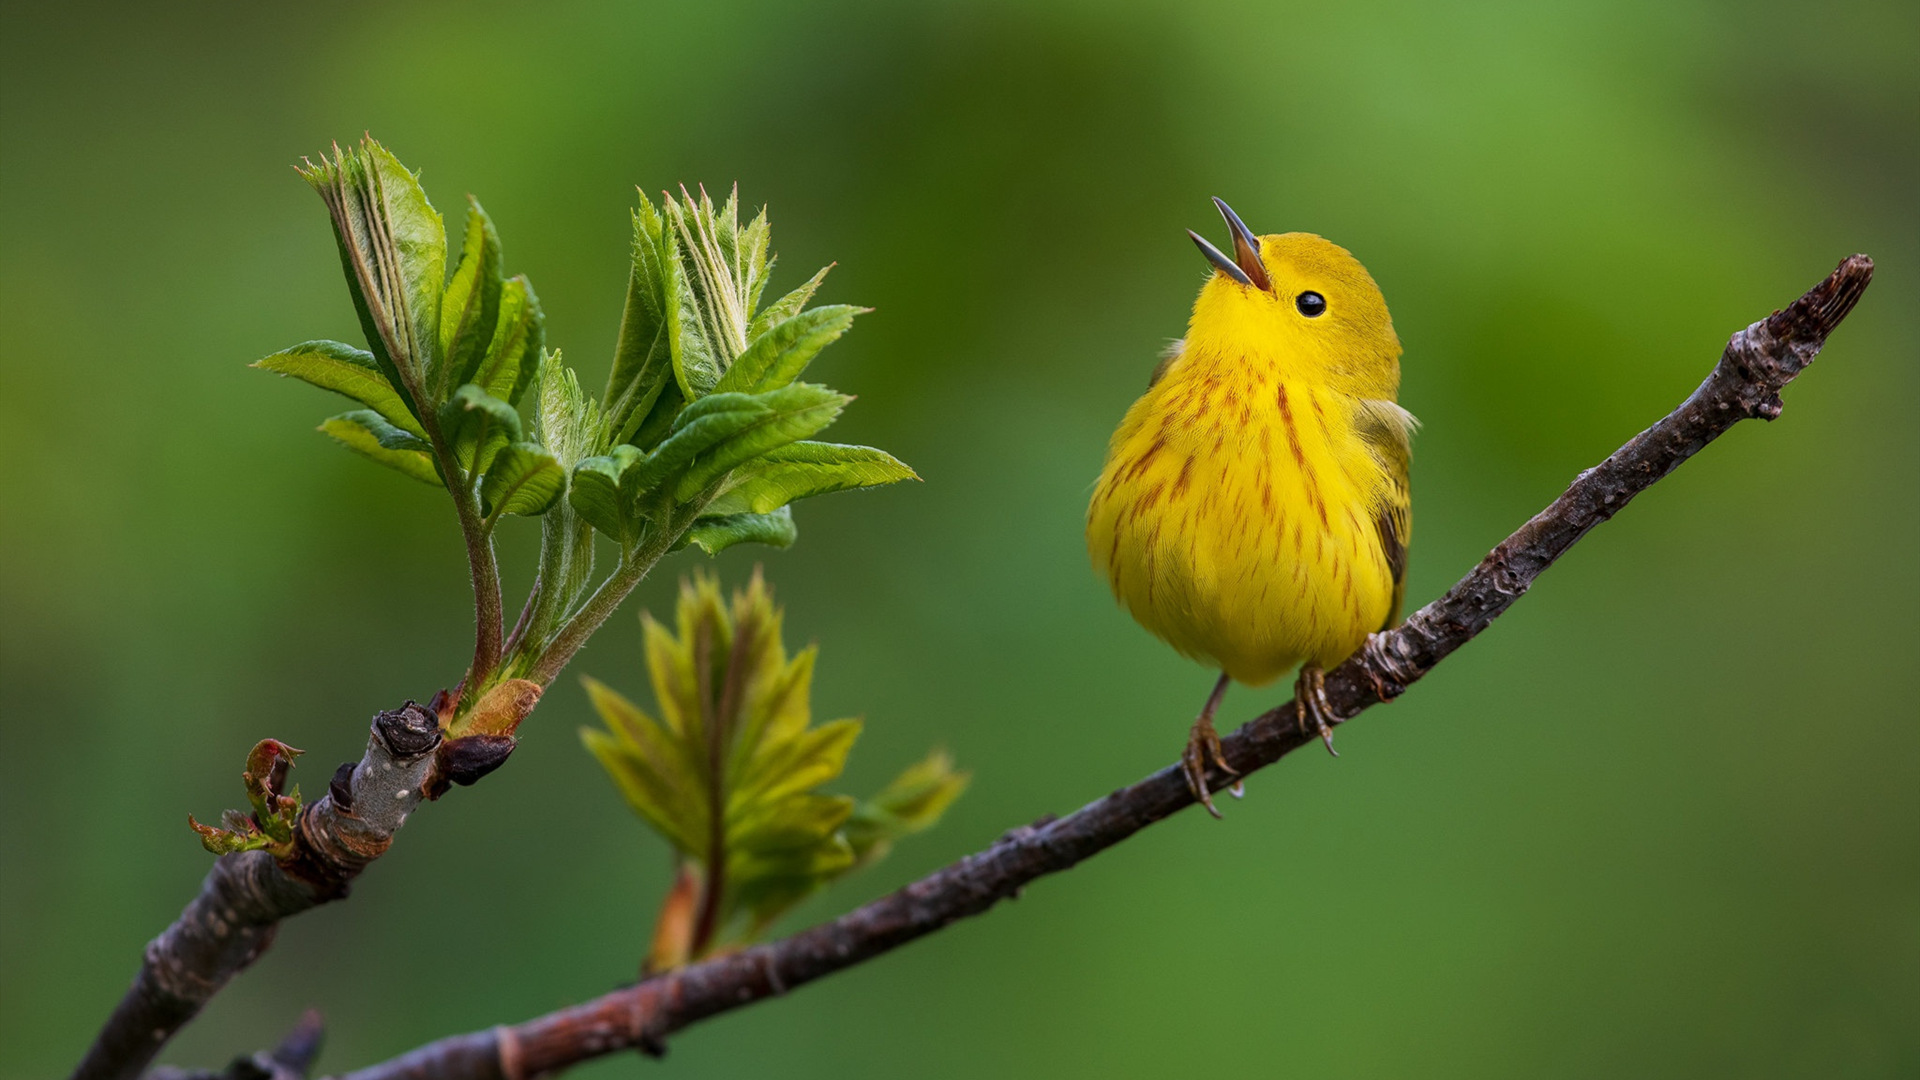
[1185,198,1402,398]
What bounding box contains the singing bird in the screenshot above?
[1087,198,1414,815]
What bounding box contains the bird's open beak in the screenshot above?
[1188,197,1272,291]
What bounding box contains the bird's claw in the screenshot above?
[1295,664,1340,757]
[1182,715,1240,818]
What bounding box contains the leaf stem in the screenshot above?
[525,506,683,687]
[421,413,505,696]
[689,614,726,959]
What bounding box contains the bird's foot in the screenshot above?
[1295,664,1340,757]
[1181,673,1241,817]
[1181,714,1241,818]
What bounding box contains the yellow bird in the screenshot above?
[1087,198,1414,815]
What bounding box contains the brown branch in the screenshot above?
[77,487,701,1080]
[320,255,1872,1080]
[147,1010,325,1080]
[72,706,444,1080]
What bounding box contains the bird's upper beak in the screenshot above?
[1188,197,1272,291]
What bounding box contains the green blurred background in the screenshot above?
[3,1,1915,1076]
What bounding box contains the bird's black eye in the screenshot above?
[1295,291,1327,318]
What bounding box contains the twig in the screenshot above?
[434,437,506,696]
[321,255,1873,1080]
[72,706,443,1080]
[147,1010,325,1080]
[73,482,697,1080]
[525,502,686,687]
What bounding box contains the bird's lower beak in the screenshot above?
[1188,197,1272,291]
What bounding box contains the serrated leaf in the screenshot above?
[730,793,855,855]
[738,205,773,318]
[319,411,441,485]
[621,392,772,498]
[189,814,272,855]
[715,305,862,395]
[570,444,645,542]
[440,383,522,475]
[583,726,699,854]
[299,137,445,395]
[509,357,606,664]
[582,677,702,853]
[629,379,686,452]
[734,718,860,811]
[846,749,970,866]
[437,197,502,398]
[660,221,720,400]
[584,571,961,963]
[747,264,831,341]
[254,340,423,437]
[605,194,678,444]
[483,442,563,519]
[680,508,796,555]
[672,383,849,500]
[363,142,447,374]
[707,441,916,516]
[534,354,605,469]
[470,275,544,407]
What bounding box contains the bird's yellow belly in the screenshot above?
[1088,375,1395,686]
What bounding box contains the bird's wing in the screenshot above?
[1356,399,1416,629]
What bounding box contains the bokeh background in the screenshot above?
[3,1,1915,1077]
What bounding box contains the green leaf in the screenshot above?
[664,222,723,399]
[533,353,605,469]
[660,186,770,397]
[569,444,644,542]
[730,793,854,855]
[747,264,831,341]
[737,205,773,318]
[190,738,307,858]
[679,508,797,555]
[319,411,441,485]
[437,197,502,398]
[707,441,916,516]
[470,275,544,407]
[715,305,863,394]
[605,194,679,443]
[482,442,564,519]
[845,749,970,866]
[440,383,522,476]
[621,392,774,498]
[582,726,701,856]
[298,137,445,394]
[734,718,860,810]
[582,572,962,963]
[254,340,423,437]
[507,358,605,661]
[242,739,304,846]
[629,379,686,452]
[672,383,849,500]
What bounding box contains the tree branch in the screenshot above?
[76,488,704,1080]
[147,1010,325,1080]
[73,705,444,1080]
[321,255,1873,1080]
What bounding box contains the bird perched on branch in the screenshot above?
[1087,198,1414,816]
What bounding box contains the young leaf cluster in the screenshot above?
[253,137,914,752]
[582,571,966,969]
[187,740,304,857]
[573,184,913,561]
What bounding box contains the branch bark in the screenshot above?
[73,705,444,1080]
[319,254,1873,1080]
[76,482,699,1080]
